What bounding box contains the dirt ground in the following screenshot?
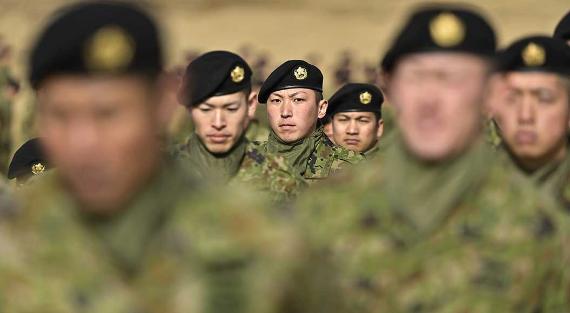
[0,0,568,147]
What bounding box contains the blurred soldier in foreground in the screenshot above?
[7,137,51,185]
[297,5,569,312]
[554,10,570,44]
[492,36,570,197]
[173,50,304,201]
[0,2,339,312]
[258,60,363,183]
[328,83,384,158]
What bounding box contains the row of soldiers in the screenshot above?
[1,1,570,312]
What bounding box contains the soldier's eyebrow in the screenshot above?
[270,93,284,99]
[288,91,308,98]
[201,101,239,108]
[222,101,240,108]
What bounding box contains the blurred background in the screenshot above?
[0,0,567,172]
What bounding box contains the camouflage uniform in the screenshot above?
[0,160,342,313]
[296,134,570,313]
[260,127,364,184]
[172,135,305,202]
[363,144,381,160]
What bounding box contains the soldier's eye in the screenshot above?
[293,98,305,103]
[537,92,555,104]
[270,98,281,104]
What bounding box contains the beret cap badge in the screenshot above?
[429,12,465,48]
[359,91,372,105]
[293,66,308,80]
[85,25,135,73]
[230,65,245,83]
[522,42,546,67]
[31,162,45,175]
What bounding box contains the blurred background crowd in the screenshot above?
[0,0,567,175]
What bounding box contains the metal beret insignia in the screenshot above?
[429,13,465,48]
[31,162,45,175]
[359,91,372,105]
[85,25,135,73]
[293,66,308,80]
[522,42,546,67]
[231,65,245,83]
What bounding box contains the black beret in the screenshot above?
[29,1,163,89]
[496,35,570,76]
[8,138,51,180]
[554,11,570,40]
[181,51,252,107]
[258,60,323,103]
[381,5,496,72]
[327,83,384,118]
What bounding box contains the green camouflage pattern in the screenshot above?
[0,161,342,313]
[233,141,306,202]
[172,137,305,202]
[260,128,364,184]
[296,135,570,313]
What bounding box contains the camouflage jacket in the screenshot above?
[172,136,305,202]
[297,136,570,313]
[0,161,341,313]
[260,127,364,184]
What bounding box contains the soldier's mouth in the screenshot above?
[278,124,296,130]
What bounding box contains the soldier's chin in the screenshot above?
[276,131,303,143]
[205,142,232,154]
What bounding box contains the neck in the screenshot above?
[514,145,568,174]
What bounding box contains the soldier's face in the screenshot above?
[190,91,256,153]
[493,72,569,170]
[332,112,383,153]
[388,53,488,161]
[37,75,162,214]
[266,88,328,143]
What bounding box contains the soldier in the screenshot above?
[173,50,304,202]
[327,83,384,158]
[7,137,51,185]
[0,2,339,312]
[297,5,569,312]
[554,10,570,44]
[492,36,570,196]
[258,60,363,183]
[321,115,336,144]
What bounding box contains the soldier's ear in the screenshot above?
[376,119,384,139]
[317,100,328,119]
[155,72,181,129]
[379,71,391,97]
[247,91,258,120]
